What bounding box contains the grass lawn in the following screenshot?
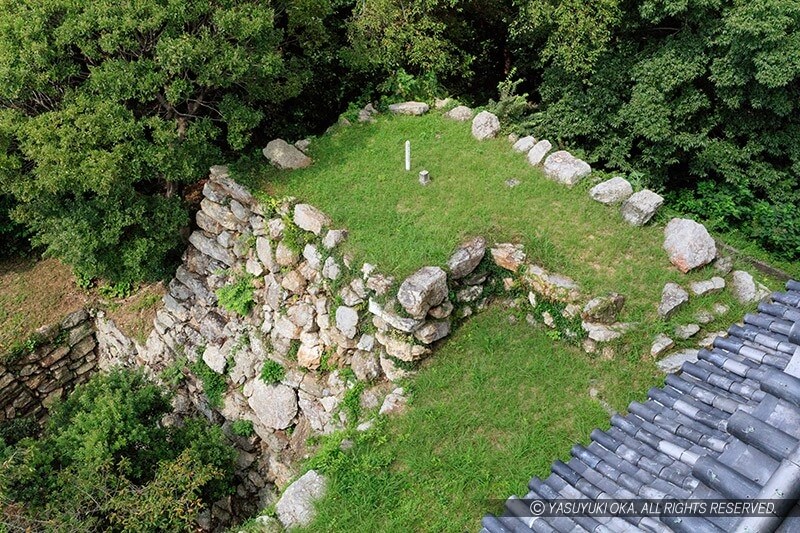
[244,111,776,357]
[236,110,794,531]
[0,257,87,353]
[296,307,662,532]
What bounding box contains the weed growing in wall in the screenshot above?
[216,274,256,316]
[260,360,286,384]
[190,358,227,408]
[230,419,255,438]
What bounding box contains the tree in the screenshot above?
[0,0,323,281]
[0,368,237,531]
[515,0,800,260]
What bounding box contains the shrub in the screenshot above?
[190,359,228,409]
[216,274,255,317]
[260,360,286,384]
[231,419,255,438]
[0,369,236,530]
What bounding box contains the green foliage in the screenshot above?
[216,274,255,316]
[341,381,366,426]
[160,355,188,389]
[2,331,47,365]
[98,281,136,299]
[485,72,536,134]
[0,369,236,531]
[190,359,228,409]
[524,0,800,260]
[0,0,351,282]
[230,419,255,438]
[260,360,286,384]
[0,416,37,448]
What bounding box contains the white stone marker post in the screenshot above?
[405,140,411,171]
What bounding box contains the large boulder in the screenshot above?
[730,270,770,303]
[447,236,487,279]
[471,111,501,140]
[526,140,552,166]
[658,282,689,319]
[263,139,312,170]
[275,470,327,529]
[543,150,591,186]
[396,266,448,319]
[388,101,429,115]
[589,176,633,205]
[512,135,536,153]
[490,243,526,272]
[444,105,473,122]
[663,218,717,273]
[621,190,663,226]
[245,381,297,430]
[582,293,625,324]
[293,204,331,235]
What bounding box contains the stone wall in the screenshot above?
[0,309,97,422]
[0,164,623,528]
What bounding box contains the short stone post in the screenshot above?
[419,170,430,186]
[405,140,411,171]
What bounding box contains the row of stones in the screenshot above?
[0,309,97,422]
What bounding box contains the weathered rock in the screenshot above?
[379,388,407,415]
[621,190,663,226]
[375,331,430,362]
[658,282,689,319]
[294,139,311,153]
[543,150,591,186]
[275,470,327,529]
[358,103,377,123]
[263,139,312,170]
[582,322,623,343]
[674,323,701,340]
[202,344,228,374]
[275,241,300,267]
[471,111,501,140]
[388,101,429,115]
[444,105,473,122]
[689,277,725,296]
[589,176,633,205]
[322,257,341,280]
[245,381,297,430]
[730,270,770,303]
[663,218,717,273]
[350,351,381,381]
[282,270,307,294]
[490,243,526,272]
[367,299,422,333]
[322,229,348,249]
[456,285,482,303]
[335,306,359,339]
[713,302,729,316]
[297,343,322,370]
[694,310,715,325]
[714,256,734,276]
[447,236,486,279]
[293,204,331,235]
[189,232,235,266]
[512,135,536,153]
[650,334,675,358]
[428,301,454,319]
[505,178,521,188]
[582,293,625,324]
[201,198,240,231]
[302,243,322,270]
[396,266,448,318]
[526,140,552,166]
[699,331,727,349]
[379,352,414,382]
[413,320,451,344]
[657,349,699,373]
[365,273,394,296]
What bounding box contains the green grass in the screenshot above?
[240,111,782,530]
[297,307,663,532]
[247,111,777,357]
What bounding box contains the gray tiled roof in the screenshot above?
[483,280,800,533]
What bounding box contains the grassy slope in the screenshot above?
[241,111,782,531]
[250,112,770,356]
[298,307,659,532]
